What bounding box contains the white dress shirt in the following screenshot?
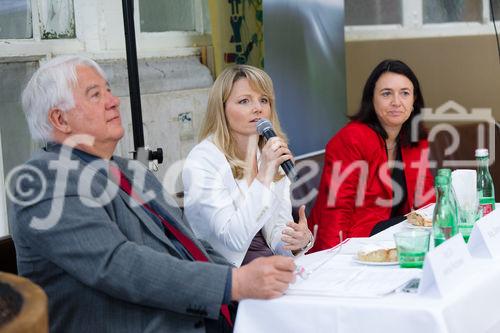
[182,138,294,267]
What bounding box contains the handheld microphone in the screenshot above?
[256,118,297,182]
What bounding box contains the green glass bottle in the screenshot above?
[433,175,459,247]
[437,168,459,217]
[476,149,496,217]
[437,168,469,241]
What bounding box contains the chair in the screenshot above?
[0,236,17,275]
[428,121,500,196]
[291,151,325,221]
[0,272,48,333]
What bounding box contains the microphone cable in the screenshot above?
[490,0,500,64]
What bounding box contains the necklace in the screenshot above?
[386,141,397,151]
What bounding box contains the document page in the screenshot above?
[289,263,420,298]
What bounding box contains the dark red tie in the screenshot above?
[110,165,233,327]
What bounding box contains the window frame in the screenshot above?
[0,0,212,60]
[345,0,498,41]
[133,0,211,54]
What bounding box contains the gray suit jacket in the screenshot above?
[9,144,231,332]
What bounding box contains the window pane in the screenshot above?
[39,0,76,39]
[345,0,402,25]
[140,0,195,32]
[424,0,482,23]
[0,0,32,39]
[0,61,35,175]
[0,61,38,235]
[490,0,500,21]
[202,0,211,33]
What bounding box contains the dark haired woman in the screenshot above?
[308,59,435,251]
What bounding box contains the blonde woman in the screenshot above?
[182,65,313,267]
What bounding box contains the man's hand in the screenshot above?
[231,256,295,301]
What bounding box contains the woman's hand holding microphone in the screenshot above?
[256,137,293,187]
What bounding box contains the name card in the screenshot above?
[418,234,472,297]
[468,209,500,258]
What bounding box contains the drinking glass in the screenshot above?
[394,230,431,268]
[458,201,479,243]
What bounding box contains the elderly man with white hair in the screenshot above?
[8,55,295,333]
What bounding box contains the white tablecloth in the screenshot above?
[234,215,500,333]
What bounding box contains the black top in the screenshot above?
[390,146,408,217]
[241,230,274,265]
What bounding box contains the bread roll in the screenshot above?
[357,245,398,262]
[406,210,432,227]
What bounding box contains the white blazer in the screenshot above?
[182,138,294,267]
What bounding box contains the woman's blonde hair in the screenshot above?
[199,64,288,180]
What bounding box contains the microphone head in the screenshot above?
[256,118,273,136]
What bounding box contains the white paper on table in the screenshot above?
[288,265,421,298]
[451,169,477,210]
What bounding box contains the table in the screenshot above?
[234,217,500,333]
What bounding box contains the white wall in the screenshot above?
[117,87,211,198]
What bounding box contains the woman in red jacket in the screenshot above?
[308,59,435,251]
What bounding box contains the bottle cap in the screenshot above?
[435,175,449,186]
[437,168,452,178]
[475,148,489,157]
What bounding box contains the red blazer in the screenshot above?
[308,122,435,251]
